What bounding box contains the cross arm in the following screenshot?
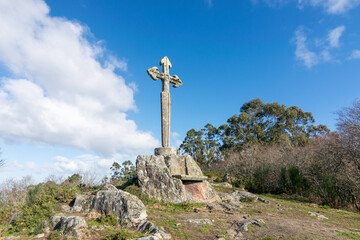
[147,67,164,80]
[169,75,182,88]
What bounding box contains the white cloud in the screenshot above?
[294,26,346,68]
[52,154,115,174]
[0,0,159,156]
[295,28,319,68]
[349,49,360,59]
[51,153,138,176]
[328,25,345,48]
[298,0,360,14]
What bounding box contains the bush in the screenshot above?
[96,213,118,226]
[11,182,80,233]
[210,134,360,210]
[103,229,143,240]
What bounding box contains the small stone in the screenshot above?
[317,215,328,220]
[207,201,239,211]
[35,233,45,238]
[101,183,118,191]
[211,182,233,188]
[61,205,71,212]
[137,221,158,234]
[186,218,213,225]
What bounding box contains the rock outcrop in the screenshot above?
[71,184,147,227]
[219,190,269,205]
[92,187,147,227]
[136,221,172,240]
[50,213,87,239]
[136,154,220,203]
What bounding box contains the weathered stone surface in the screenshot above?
[155,147,177,156]
[172,175,208,181]
[137,221,159,234]
[186,218,213,225]
[51,214,87,239]
[211,182,233,188]
[227,219,265,240]
[206,201,240,211]
[136,221,172,240]
[101,183,118,191]
[137,154,185,203]
[70,184,147,227]
[219,190,269,205]
[92,188,147,227]
[147,56,182,148]
[308,211,328,220]
[71,194,94,213]
[164,155,203,177]
[136,154,220,203]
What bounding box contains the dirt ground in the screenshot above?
[1,192,359,240]
[145,194,360,240]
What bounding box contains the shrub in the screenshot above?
[96,213,118,226]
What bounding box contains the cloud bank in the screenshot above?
[0,0,158,156]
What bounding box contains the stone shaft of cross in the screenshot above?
[147,56,183,148]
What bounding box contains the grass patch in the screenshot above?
[96,213,119,226]
[337,231,360,239]
[198,227,210,233]
[103,228,143,240]
[122,185,158,205]
[158,202,206,212]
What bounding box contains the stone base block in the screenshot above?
[154,147,177,156]
[136,154,220,203]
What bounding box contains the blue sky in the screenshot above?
[0,0,359,183]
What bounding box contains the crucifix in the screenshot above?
[147,56,182,148]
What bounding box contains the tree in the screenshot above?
[110,160,136,183]
[179,99,329,163]
[219,98,328,149]
[336,100,360,168]
[179,123,221,167]
[0,148,5,168]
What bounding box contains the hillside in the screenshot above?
[1,184,359,240]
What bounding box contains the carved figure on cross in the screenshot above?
[147,56,182,148]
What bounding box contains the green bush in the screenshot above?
[96,213,118,226]
[11,183,79,233]
[103,229,143,240]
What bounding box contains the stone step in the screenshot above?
[172,174,208,182]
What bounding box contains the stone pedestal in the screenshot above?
[154,147,177,156]
[136,154,220,203]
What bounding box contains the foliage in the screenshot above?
[11,182,79,233]
[48,231,63,240]
[220,98,328,149]
[211,133,360,210]
[103,229,143,240]
[179,123,221,166]
[0,176,34,208]
[337,99,360,169]
[110,160,136,185]
[0,148,4,168]
[179,98,328,167]
[0,207,15,225]
[96,213,119,226]
[67,173,82,186]
[123,185,158,205]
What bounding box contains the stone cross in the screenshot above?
[147,56,182,148]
